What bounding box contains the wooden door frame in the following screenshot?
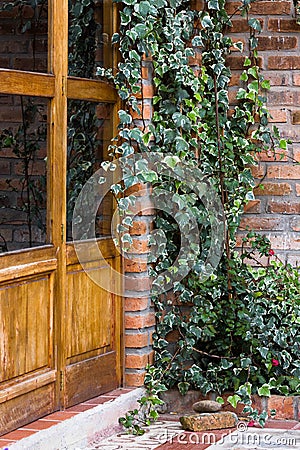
[0,0,122,415]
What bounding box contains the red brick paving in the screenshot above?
[156,429,234,450]
[155,420,299,450]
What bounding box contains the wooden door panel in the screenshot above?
[64,241,122,407]
[65,352,117,408]
[66,265,113,359]
[0,275,53,382]
[0,382,55,435]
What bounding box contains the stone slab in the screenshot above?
[180,411,238,432]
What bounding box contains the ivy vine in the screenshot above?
[98,0,300,433]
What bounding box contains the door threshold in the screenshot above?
[0,387,144,450]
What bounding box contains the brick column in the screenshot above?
[123,59,156,387]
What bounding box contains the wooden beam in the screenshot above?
[67,77,117,102]
[0,69,55,97]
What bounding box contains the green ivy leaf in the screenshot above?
[227,394,241,408]
[258,384,271,397]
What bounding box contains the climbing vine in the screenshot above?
[99,0,300,432]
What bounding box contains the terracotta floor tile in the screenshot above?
[84,396,115,405]
[0,429,36,441]
[66,404,95,413]
[264,420,299,429]
[40,411,78,421]
[156,429,233,450]
[105,388,133,397]
[21,420,59,431]
[0,440,17,449]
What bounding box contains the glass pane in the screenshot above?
[68,0,113,78]
[0,95,48,252]
[67,100,113,241]
[0,0,48,72]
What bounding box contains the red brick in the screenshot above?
[268,18,300,33]
[268,109,287,123]
[290,217,300,232]
[13,57,47,71]
[278,125,300,141]
[0,161,10,174]
[267,164,300,179]
[268,234,287,250]
[251,165,266,178]
[239,217,284,231]
[229,73,241,87]
[166,329,180,343]
[190,0,205,11]
[267,396,294,420]
[125,371,145,387]
[230,18,264,33]
[268,201,300,214]
[225,1,243,15]
[0,429,36,440]
[268,56,300,71]
[258,36,297,51]
[124,297,149,312]
[254,182,292,196]
[141,66,149,80]
[125,332,149,348]
[228,89,238,104]
[230,38,246,52]
[136,84,154,99]
[13,160,45,176]
[124,183,148,197]
[124,259,148,273]
[266,72,290,87]
[125,351,154,369]
[0,178,21,190]
[226,55,247,71]
[128,238,149,254]
[131,103,152,120]
[125,276,150,291]
[243,199,261,213]
[268,91,300,106]
[131,198,155,216]
[257,149,288,161]
[251,0,291,15]
[292,111,300,125]
[293,74,300,86]
[130,221,147,235]
[125,312,156,329]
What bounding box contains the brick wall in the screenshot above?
[123,0,300,387]
[226,0,300,264]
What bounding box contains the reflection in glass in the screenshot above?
[0,95,47,252]
[67,100,113,241]
[68,0,112,78]
[0,0,48,72]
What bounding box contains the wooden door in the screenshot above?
[0,0,122,434]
